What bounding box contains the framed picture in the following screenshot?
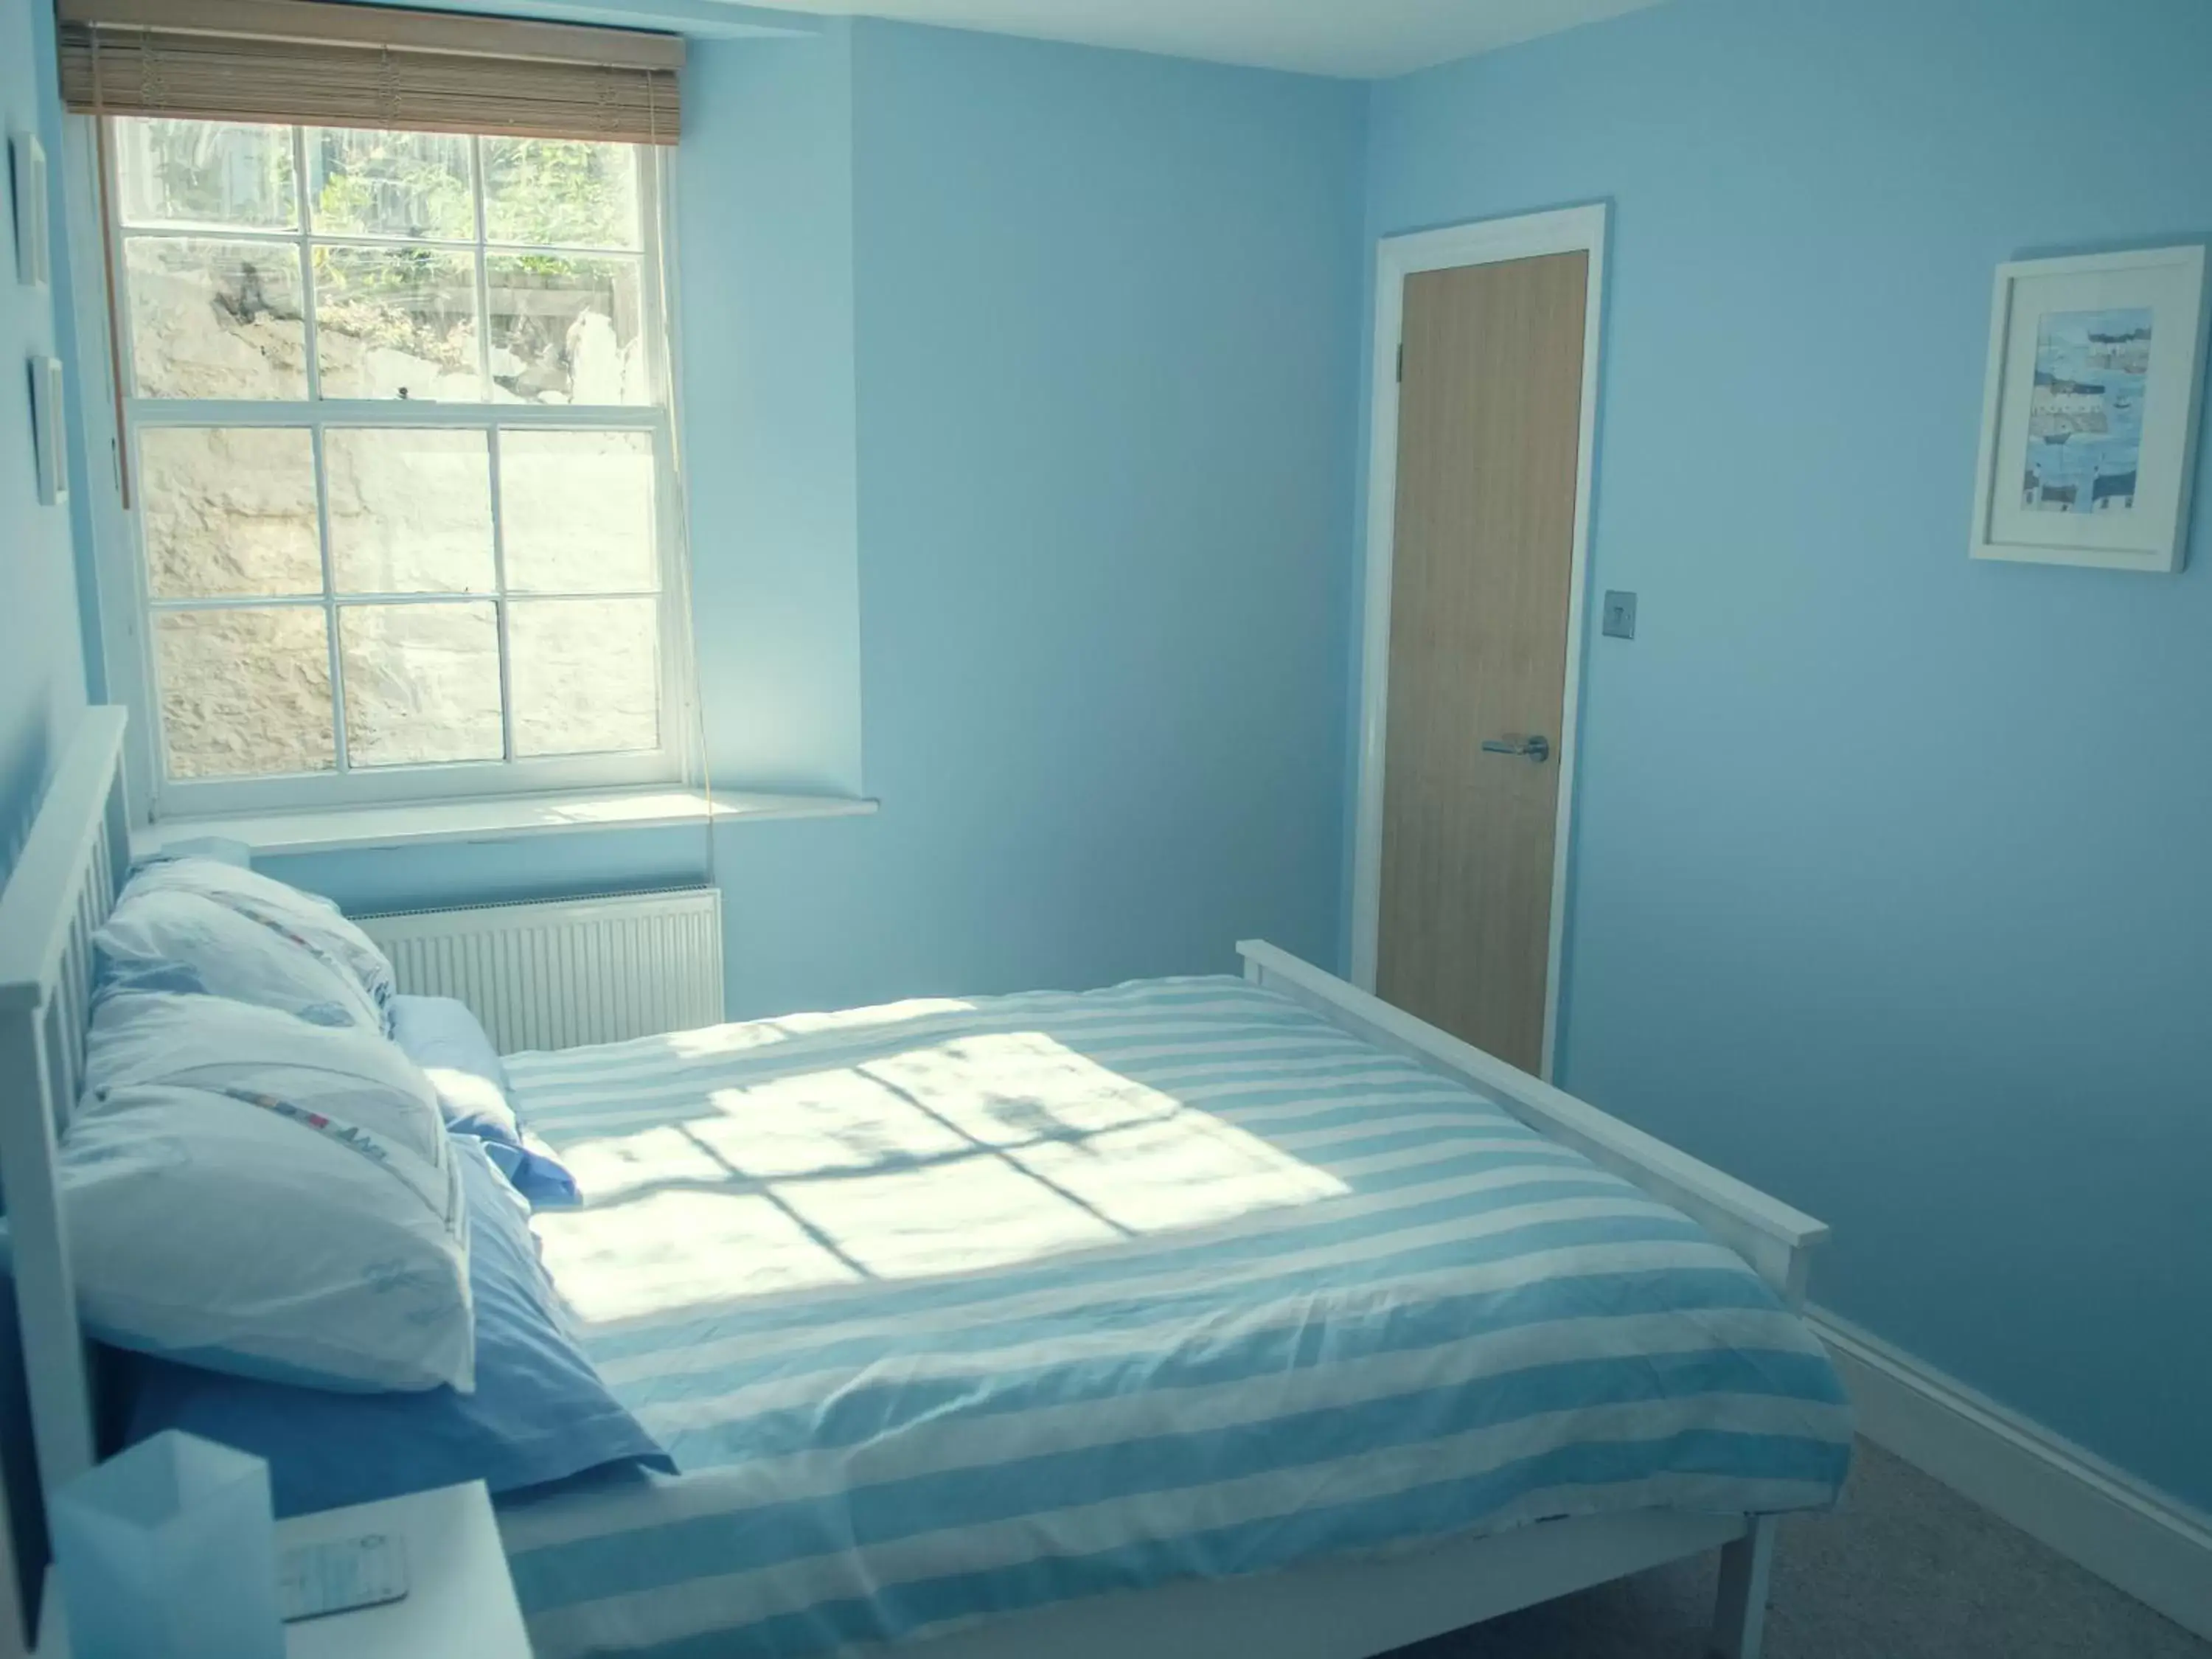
[1969,245,2209,572]
[29,355,67,507]
[9,131,47,288]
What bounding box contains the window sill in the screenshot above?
[131,787,879,861]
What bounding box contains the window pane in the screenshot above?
[486,254,647,405]
[156,608,334,778]
[140,428,320,599]
[116,130,677,799]
[313,244,483,400]
[482,139,640,249]
[498,431,656,592]
[125,237,307,400]
[509,598,658,757]
[306,128,475,242]
[116,119,296,232]
[327,428,494,595]
[339,602,504,766]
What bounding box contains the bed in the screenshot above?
[0,709,1850,1659]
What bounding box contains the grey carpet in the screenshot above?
[1385,1441,2209,1659]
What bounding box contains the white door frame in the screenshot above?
[1348,203,1609,1082]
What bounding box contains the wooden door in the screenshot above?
[1377,251,1588,1073]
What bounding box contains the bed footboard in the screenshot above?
[1236,941,1827,1307]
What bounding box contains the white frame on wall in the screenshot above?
[10,130,50,288]
[1348,204,1609,1082]
[29,355,68,506]
[1969,243,2209,573]
[76,117,700,824]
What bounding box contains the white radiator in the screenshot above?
[356,888,724,1054]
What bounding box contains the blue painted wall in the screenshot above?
[1366,0,2212,1509]
[0,0,89,879]
[799,20,1361,1008]
[679,22,865,801]
[274,20,1367,1017]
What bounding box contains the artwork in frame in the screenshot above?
[29,355,67,507]
[1970,245,2209,571]
[9,131,48,288]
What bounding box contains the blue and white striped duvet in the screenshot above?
[496,976,1851,1659]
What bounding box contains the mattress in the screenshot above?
[495,975,1851,1659]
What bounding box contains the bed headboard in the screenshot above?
[0,705,131,1645]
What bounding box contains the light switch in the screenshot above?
[1601,590,1637,639]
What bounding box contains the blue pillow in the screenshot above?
[388,995,579,1208]
[118,1137,671,1517]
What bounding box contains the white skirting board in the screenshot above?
[1808,1307,2212,1641]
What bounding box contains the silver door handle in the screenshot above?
[1480,734,1551,764]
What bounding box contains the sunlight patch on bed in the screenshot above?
[771,1155,1127,1279]
[557,1124,729,1200]
[859,1031,1186,1147]
[533,1030,1351,1314]
[1006,1111,1348,1234]
[534,1190,862,1325]
[660,998,978,1062]
[770,1034,1350,1276]
[686,1071,975,1178]
[559,1075,977,1198]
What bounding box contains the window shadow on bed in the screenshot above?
[527,1030,1352,1330]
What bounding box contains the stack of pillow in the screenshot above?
[51,848,670,1516]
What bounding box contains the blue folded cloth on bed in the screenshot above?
[118,1135,672,1517]
[388,995,580,1208]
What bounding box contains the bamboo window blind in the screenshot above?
[59,0,683,145]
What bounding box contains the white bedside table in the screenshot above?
[39,1481,531,1658]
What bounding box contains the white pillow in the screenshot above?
[94,886,386,1033]
[68,992,473,1392]
[126,856,396,1018]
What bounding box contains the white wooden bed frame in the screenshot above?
[0,709,1832,1659]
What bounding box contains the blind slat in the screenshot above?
[60,7,681,145]
[59,0,683,70]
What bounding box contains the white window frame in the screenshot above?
[82,117,698,824]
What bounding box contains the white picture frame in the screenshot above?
[9,131,48,289]
[29,355,67,507]
[1969,244,2209,572]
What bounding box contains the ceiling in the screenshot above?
[737,0,1673,79]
